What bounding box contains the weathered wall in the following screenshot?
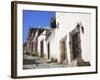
[38,31,48,58]
[48,12,91,63]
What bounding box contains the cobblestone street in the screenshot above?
[23,54,68,69]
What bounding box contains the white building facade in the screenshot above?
[37,12,91,66]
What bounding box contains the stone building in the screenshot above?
[25,12,91,67]
[25,28,45,56]
[37,12,91,66]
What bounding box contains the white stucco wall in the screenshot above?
[48,12,91,63]
[46,30,57,59]
[37,30,48,58]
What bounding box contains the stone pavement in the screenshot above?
[23,54,68,69]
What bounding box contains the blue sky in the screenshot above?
[23,10,56,43]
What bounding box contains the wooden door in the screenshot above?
[60,40,66,63]
[40,40,44,57]
[72,33,80,60]
[47,43,50,59]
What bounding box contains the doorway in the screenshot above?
[47,43,50,59]
[40,40,44,57]
[69,29,82,61]
[60,36,67,63]
[72,33,79,59]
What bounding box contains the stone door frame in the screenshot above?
[69,28,82,61]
